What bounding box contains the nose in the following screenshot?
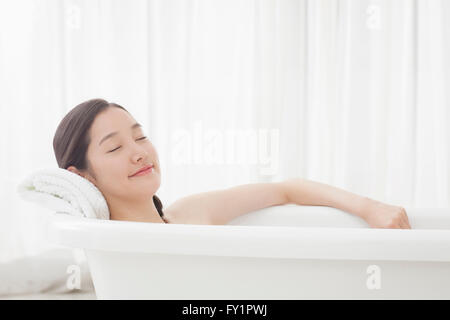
[131,144,149,163]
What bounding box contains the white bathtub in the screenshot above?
[45,204,450,299]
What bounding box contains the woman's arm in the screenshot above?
[166,178,411,228]
[165,182,288,225]
[282,178,411,229]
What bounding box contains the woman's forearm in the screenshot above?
[281,178,373,220]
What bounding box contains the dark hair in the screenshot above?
[52,98,164,218]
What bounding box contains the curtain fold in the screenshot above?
[0,0,448,262]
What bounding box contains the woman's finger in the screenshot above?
[400,218,409,229]
[401,212,411,229]
[399,220,408,229]
[404,215,412,229]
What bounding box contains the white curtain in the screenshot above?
[0,0,448,262]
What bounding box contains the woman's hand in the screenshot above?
[363,199,412,229]
[280,178,412,229]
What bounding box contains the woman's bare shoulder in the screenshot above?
[162,182,286,226]
[163,195,214,225]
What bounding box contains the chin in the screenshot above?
[142,180,160,192]
[129,189,158,199]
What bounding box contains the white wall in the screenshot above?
[1,0,449,262]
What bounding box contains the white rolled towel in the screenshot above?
[16,167,109,220]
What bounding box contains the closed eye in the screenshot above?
[108,137,147,153]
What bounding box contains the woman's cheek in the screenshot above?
[107,157,125,175]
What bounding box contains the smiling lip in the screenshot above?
[130,165,153,177]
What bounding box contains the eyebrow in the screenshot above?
[99,123,142,146]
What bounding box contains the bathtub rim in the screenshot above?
[44,212,450,262]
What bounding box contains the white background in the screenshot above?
[0,0,449,263]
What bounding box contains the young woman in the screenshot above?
[53,98,411,229]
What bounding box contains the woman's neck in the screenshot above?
[107,195,165,223]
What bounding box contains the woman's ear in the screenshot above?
[67,166,82,176]
[67,166,89,180]
[67,166,97,186]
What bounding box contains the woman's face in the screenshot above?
[82,107,161,201]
